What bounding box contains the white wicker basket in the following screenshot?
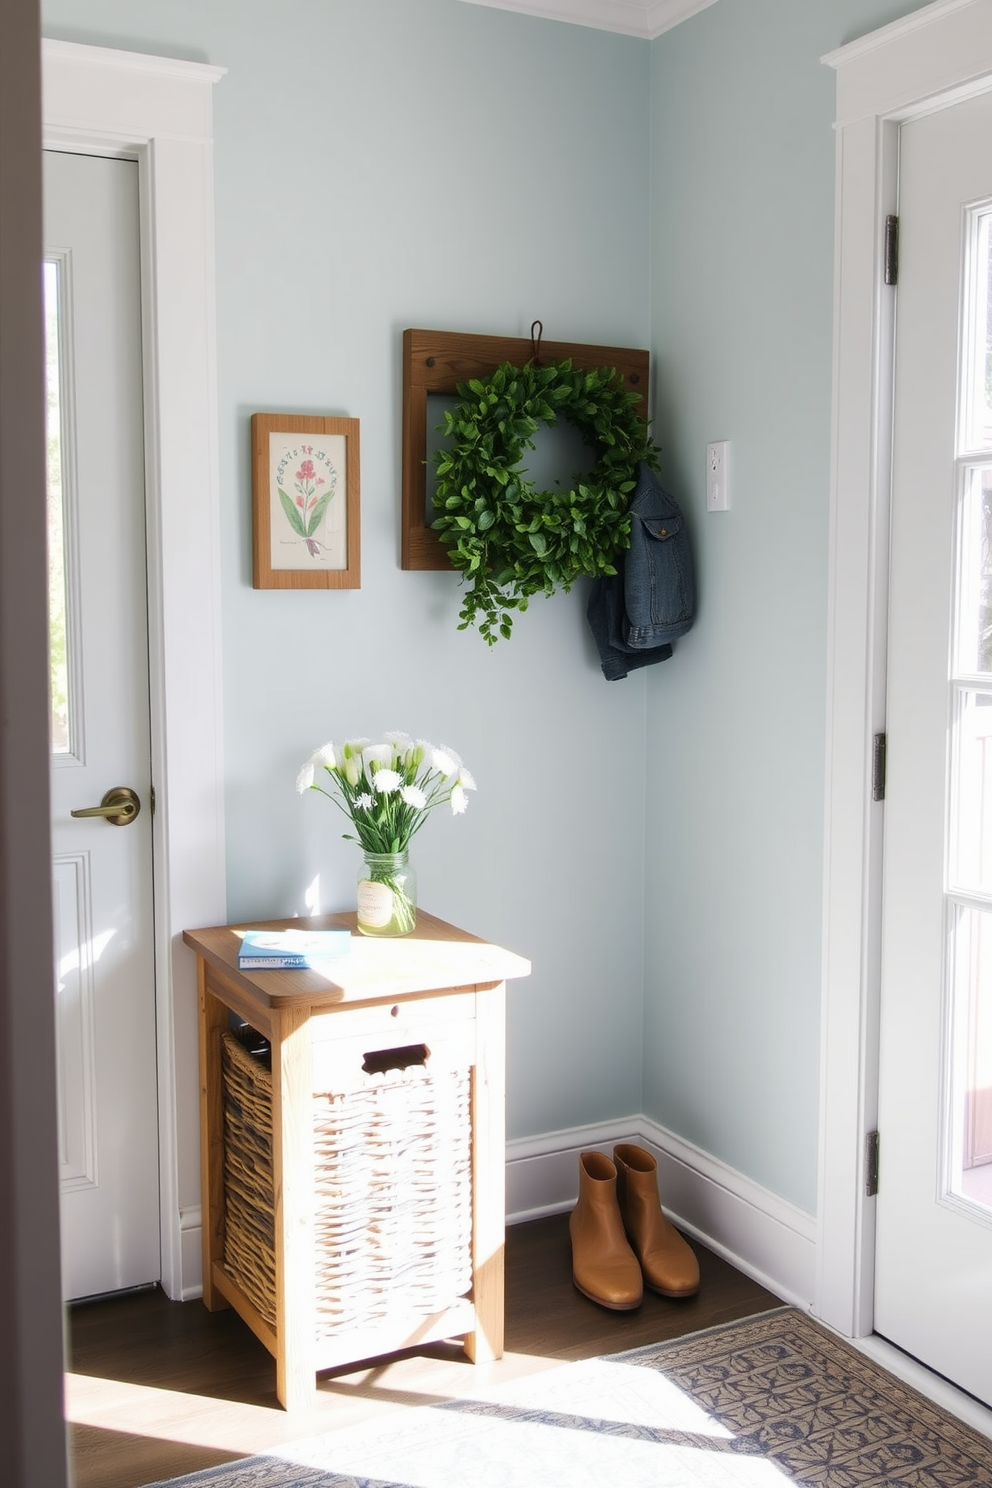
[220,1030,473,1342]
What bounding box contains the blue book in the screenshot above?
[237,928,352,969]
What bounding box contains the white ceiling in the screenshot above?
[456,0,720,40]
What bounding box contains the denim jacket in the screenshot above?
[587,462,695,681]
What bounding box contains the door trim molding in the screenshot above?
[42,38,227,1300]
[818,0,992,1338]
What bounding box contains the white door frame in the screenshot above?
[42,39,227,1301]
[818,0,992,1338]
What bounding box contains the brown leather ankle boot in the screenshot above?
[569,1151,643,1311]
[613,1143,700,1298]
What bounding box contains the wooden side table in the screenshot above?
[183,910,530,1410]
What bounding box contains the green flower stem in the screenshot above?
[314,768,453,854]
[357,858,416,936]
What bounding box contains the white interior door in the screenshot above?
[874,88,992,1405]
[45,149,161,1300]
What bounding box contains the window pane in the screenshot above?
[951,689,992,896]
[965,210,992,451]
[45,259,70,755]
[957,466,992,676]
[950,905,992,1213]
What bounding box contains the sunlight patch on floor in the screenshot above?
[477,1356,735,1435]
[273,1358,789,1488]
[63,1347,565,1457]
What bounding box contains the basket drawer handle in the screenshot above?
[362,1042,430,1075]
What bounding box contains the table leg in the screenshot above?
[464,983,505,1363]
[272,1006,317,1409]
[197,964,230,1312]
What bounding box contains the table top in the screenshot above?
[183,909,531,1010]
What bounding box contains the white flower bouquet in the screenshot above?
[297,732,475,934]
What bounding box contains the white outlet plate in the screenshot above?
[706,440,730,511]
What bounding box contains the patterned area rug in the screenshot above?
[143,1308,992,1487]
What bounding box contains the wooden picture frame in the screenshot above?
[251,414,360,589]
[401,328,650,571]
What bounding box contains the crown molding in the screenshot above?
[457,0,719,40]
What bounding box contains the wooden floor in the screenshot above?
[65,1212,782,1488]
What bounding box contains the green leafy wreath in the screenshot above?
[431,358,659,644]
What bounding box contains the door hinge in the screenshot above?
[865,1130,880,1196]
[884,214,899,286]
[872,733,887,802]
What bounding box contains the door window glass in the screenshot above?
[951,907,992,1208]
[963,208,992,452]
[956,467,992,676]
[45,257,73,757]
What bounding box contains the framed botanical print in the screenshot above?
[251,413,360,588]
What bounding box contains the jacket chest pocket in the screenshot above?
[627,509,695,641]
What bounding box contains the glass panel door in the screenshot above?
[873,89,992,1406]
[948,216,992,1211]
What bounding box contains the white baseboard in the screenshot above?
[506,1116,817,1311]
[178,1205,203,1301]
[180,1119,818,1311]
[505,1115,642,1222]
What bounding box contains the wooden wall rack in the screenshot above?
[401,327,651,571]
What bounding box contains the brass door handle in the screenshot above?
[70,786,141,826]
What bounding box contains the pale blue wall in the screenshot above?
[41,0,653,1143]
[40,0,937,1221]
[643,0,928,1212]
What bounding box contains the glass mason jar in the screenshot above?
[356,849,417,936]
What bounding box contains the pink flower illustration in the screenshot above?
[279,448,336,559]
